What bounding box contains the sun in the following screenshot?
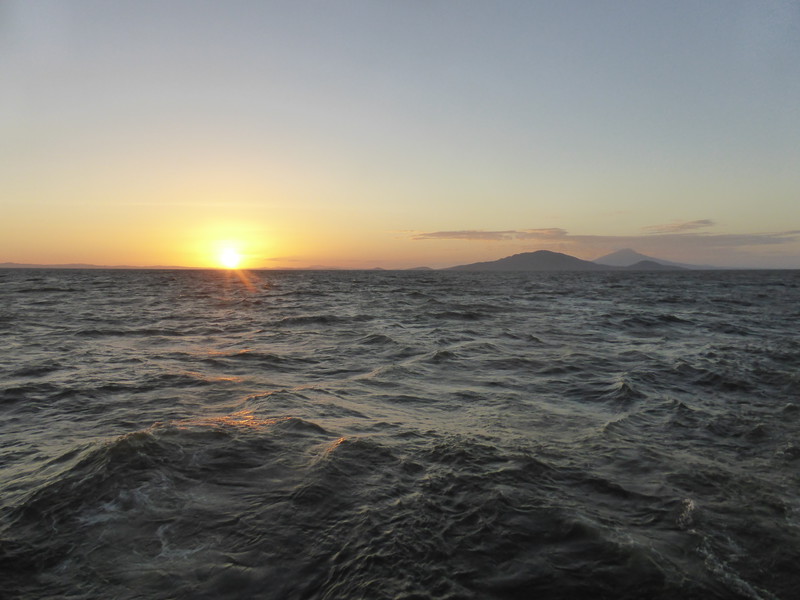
[218,247,242,269]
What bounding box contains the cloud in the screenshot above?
[413,230,519,241]
[665,231,797,247]
[642,219,715,234]
[263,256,303,262]
[413,228,568,241]
[515,228,569,239]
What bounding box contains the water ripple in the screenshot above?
[1,269,799,599]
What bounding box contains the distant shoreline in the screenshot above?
[1,264,795,272]
[7,248,792,271]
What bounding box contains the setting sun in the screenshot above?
[218,247,242,269]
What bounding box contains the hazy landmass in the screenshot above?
[448,250,605,271]
[592,248,710,269]
[447,250,693,272]
[301,265,344,271]
[623,260,687,271]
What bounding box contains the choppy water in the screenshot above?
[1,268,799,600]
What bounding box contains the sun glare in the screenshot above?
[219,247,242,269]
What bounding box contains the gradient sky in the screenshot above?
[2,0,799,268]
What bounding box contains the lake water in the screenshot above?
[1,268,799,599]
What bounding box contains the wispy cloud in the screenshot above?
[263,256,304,263]
[413,228,569,242]
[414,227,797,247]
[515,228,568,239]
[413,230,519,241]
[642,219,715,234]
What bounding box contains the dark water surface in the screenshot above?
[1,268,799,599]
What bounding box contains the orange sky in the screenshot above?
[2,1,799,269]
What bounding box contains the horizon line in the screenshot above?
[2,262,797,272]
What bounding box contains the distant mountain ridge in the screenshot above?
[446,250,689,272]
[592,248,699,269]
[447,250,603,271]
[626,259,687,271]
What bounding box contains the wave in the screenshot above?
[274,314,375,326]
[3,269,800,599]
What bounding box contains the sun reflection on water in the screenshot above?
[173,410,279,430]
[221,267,261,293]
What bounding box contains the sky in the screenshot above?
[2,0,799,269]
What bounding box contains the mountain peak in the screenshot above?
[593,248,650,266]
[447,250,604,271]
